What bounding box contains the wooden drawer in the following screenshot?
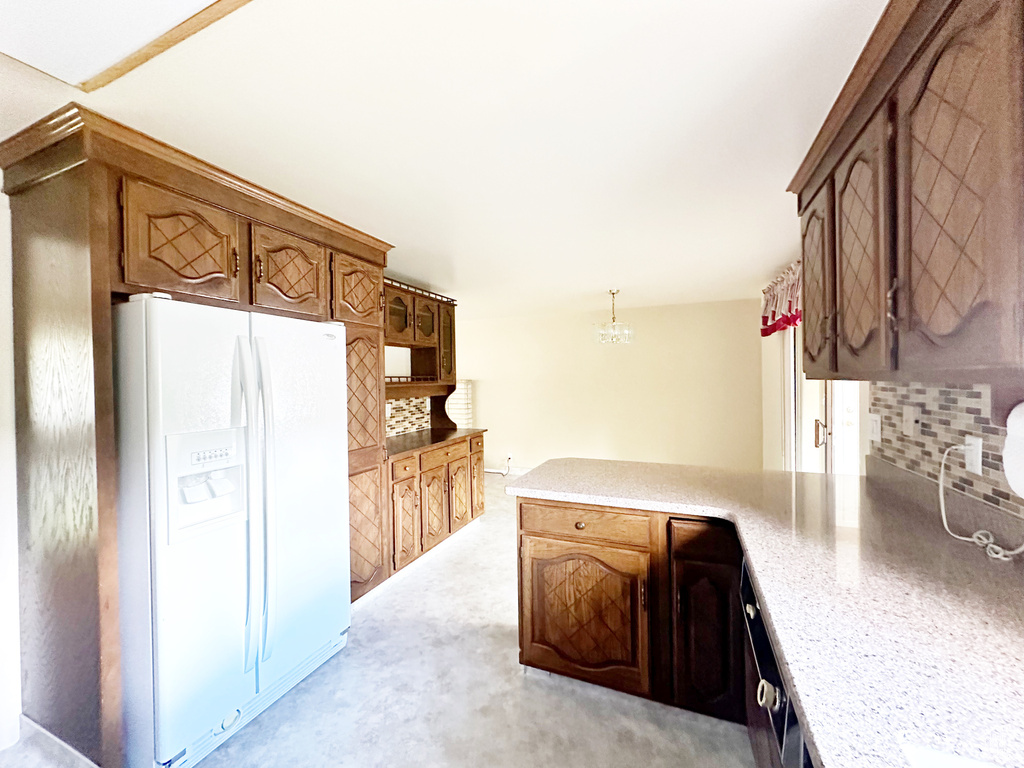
[520,501,649,549]
[420,440,468,472]
[391,457,417,481]
[470,434,484,453]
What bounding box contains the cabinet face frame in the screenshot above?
[894,0,1024,376]
[801,181,837,378]
[122,177,242,302]
[251,223,328,318]
[332,251,383,326]
[834,108,895,378]
[519,534,650,696]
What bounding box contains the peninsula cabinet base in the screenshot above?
[516,497,747,725]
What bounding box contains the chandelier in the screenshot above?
[596,290,633,344]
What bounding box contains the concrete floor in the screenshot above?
[1,475,755,768]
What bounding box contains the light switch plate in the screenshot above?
[870,413,882,442]
[902,404,921,437]
[964,435,983,475]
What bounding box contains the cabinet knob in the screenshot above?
[745,603,757,620]
[575,521,586,530]
[756,680,781,713]
[404,465,410,471]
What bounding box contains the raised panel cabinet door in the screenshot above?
[122,178,241,301]
[252,224,328,318]
[834,108,895,378]
[801,181,837,378]
[385,286,415,344]
[349,466,388,601]
[420,465,448,551]
[671,557,744,722]
[414,297,438,344]
[520,535,650,697]
[470,451,485,518]
[448,456,471,533]
[346,326,385,454]
[392,477,420,570]
[896,0,1024,375]
[332,252,383,326]
[439,302,456,384]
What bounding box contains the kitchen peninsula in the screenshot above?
[507,459,1024,768]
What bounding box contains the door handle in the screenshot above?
[254,337,278,663]
[232,336,261,674]
[814,418,828,448]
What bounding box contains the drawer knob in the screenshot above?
[745,603,757,620]
[404,465,410,471]
[575,521,586,530]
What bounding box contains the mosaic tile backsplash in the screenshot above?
[386,397,430,437]
[870,382,1024,519]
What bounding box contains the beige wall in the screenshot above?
[458,299,763,473]
[760,328,790,471]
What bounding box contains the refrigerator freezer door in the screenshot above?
[249,313,350,691]
[142,298,258,763]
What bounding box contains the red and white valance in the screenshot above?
[761,261,801,337]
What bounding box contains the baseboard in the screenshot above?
[14,716,97,766]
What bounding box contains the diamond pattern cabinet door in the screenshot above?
[420,466,448,552]
[834,109,894,378]
[349,466,388,601]
[470,450,485,519]
[332,252,383,326]
[122,178,241,301]
[252,224,328,318]
[392,477,420,570]
[896,0,1024,375]
[448,457,471,533]
[520,535,650,696]
[801,181,836,378]
[346,326,385,455]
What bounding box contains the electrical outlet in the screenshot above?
[964,435,983,475]
[870,413,882,442]
[901,405,921,437]
[385,402,393,419]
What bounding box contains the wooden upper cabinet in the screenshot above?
[385,286,415,344]
[346,325,385,454]
[520,535,649,697]
[438,302,456,384]
[252,224,328,318]
[896,0,1024,375]
[801,182,836,378]
[332,251,383,326]
[122,178,242,301]
[414,297,438,344]
[834,108,894,377]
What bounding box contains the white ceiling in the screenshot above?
[0,0,889,320]
[0,0,219,84]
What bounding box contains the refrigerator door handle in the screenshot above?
[254,336,278,662]
[233,336,262,674]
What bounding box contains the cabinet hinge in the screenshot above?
[117,182,125,209]
[379,289,385,312]
[118,250,125,269]
[640,580,648,611]
[382,445,388,463]
[232,247,239,277]
[886,279,899,329]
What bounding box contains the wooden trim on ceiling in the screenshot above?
[787,0,920,194]
[78,0,255,92]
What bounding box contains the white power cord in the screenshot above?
[939,444,1024,561]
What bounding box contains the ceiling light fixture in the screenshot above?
[596,290,633,344]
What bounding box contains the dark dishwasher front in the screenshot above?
[741,560,814,768]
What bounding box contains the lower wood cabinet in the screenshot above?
[388,432,486,573]
[520,534,650,696]
[516,498,747,723]
[670,519,745,722]
[349,465,388,601]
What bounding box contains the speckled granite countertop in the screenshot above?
[506,458,1024,768]
[386,428,485,458]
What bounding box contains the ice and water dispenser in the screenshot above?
[165,427,246,540]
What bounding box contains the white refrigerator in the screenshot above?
[115,294,351,768]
